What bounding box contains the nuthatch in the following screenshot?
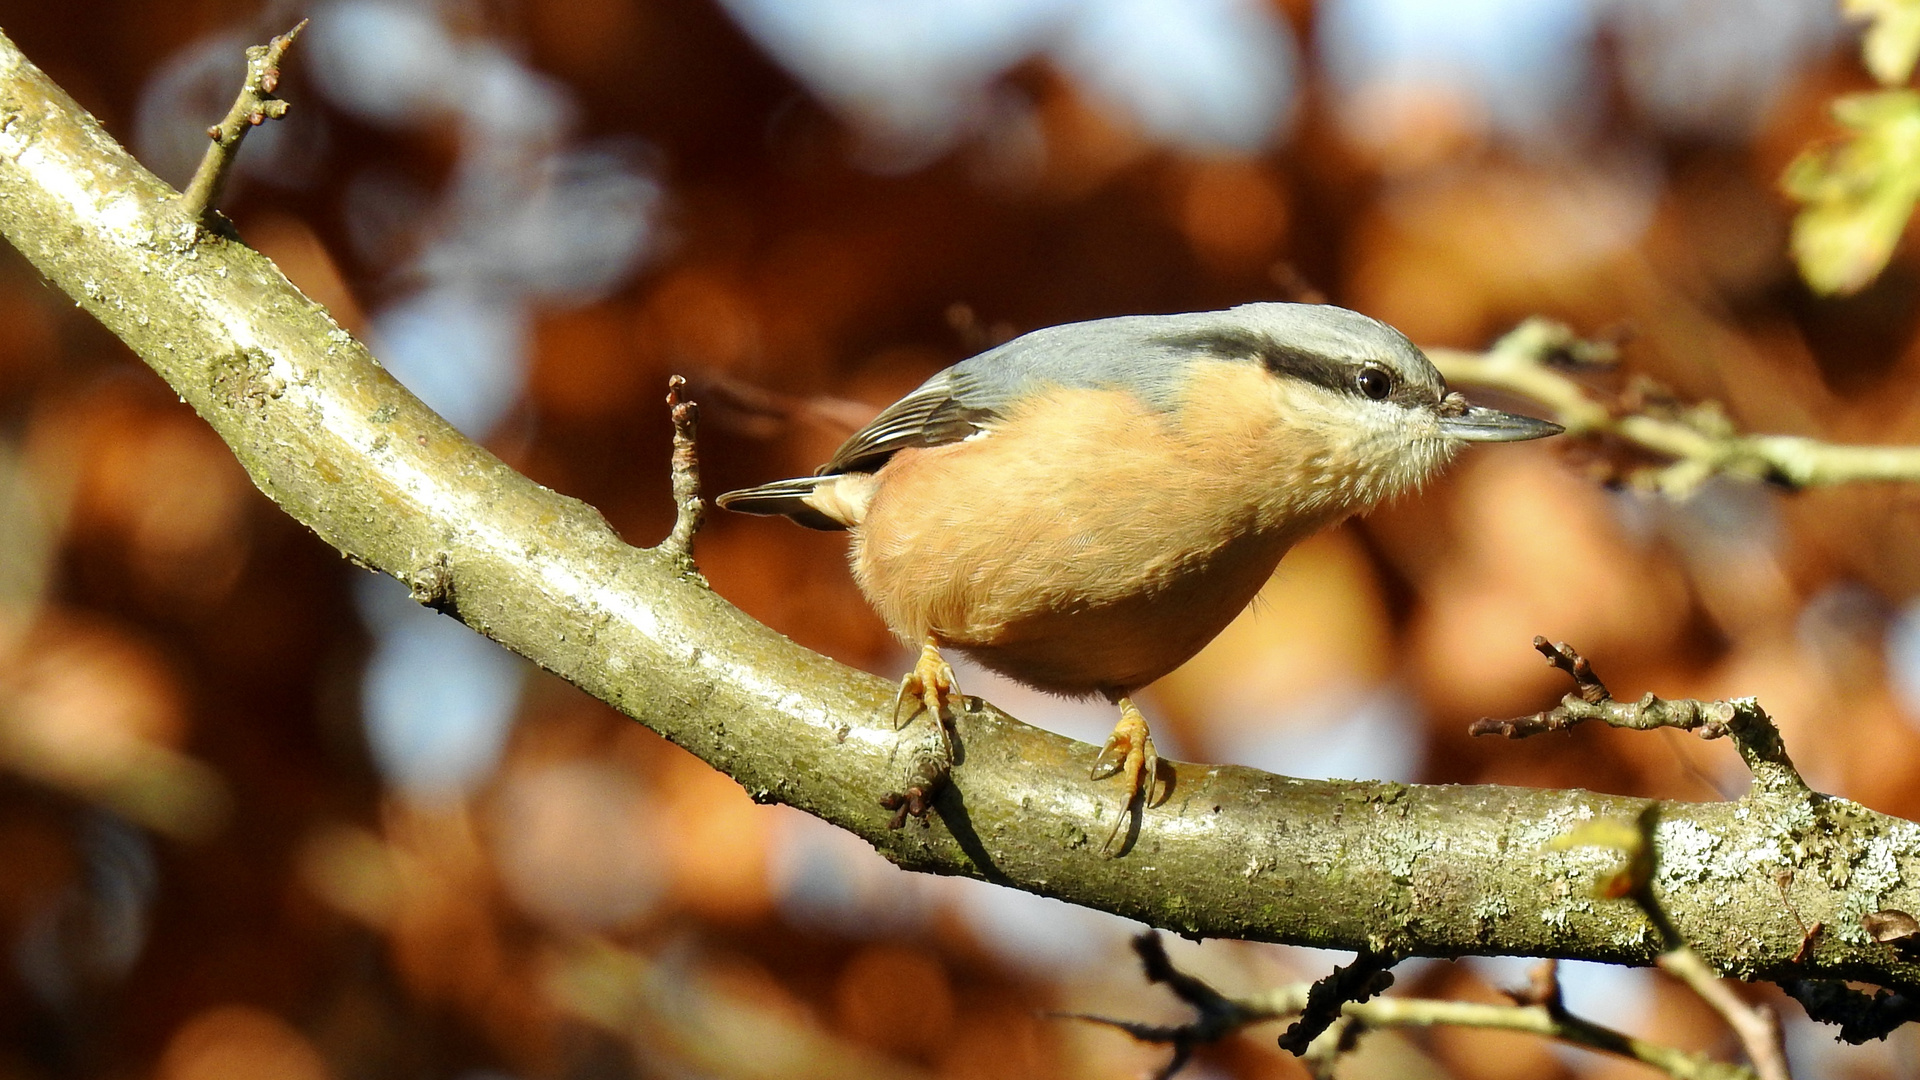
[719,303,1560,849]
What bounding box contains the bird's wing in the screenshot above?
[817,368,1003,475]
[814,312,1228,476]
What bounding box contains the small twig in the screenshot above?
[1057,933,1284,1080]
[1471,638,1734,740]
[1506,958,1567,1015]
[177,21,306,225]
[1659,946,1791,1080]
[1472,638,1811,801]
[1316,993,1753,1080]
[1431,318,1920,495]
[878,751,950,830]
[660,376,705,573]
[1276,949,1396,1054]
[1067,933,1754,1080]
[1774,872,1824,965]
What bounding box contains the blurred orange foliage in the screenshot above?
[4,0,1920,1077]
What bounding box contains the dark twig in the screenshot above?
[177,21,305,225]
[1068,934,1752,1080]
[1783,979,1920,1044]
[878,751,950,830]
[660,376,705,573]
[1276,950,1397,1054]
[1058,933,1285,1080]
[1776,912,1920,1044]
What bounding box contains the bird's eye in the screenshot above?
[1355,366,1394,401]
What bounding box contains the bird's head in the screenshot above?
[1152,303,1562,513]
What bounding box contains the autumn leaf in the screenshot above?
[1847,0,1920,85]
[1783,89,1920,295]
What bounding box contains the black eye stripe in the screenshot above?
[1152,329,1350,394]
[1258,344,1355,395]
[1152,329,1423,405]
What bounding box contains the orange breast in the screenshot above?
[849,363,1351,697]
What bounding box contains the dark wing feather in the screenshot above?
[817,369,1001,475]
[712,477,844,530]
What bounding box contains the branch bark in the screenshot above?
[6,28,1920,1006]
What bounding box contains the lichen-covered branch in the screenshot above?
[6,27,1920,1015]
[1543,788,1791,1078]
[1430,319,1920,496]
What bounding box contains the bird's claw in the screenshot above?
[894,639,957,759]
[1092,697,1161,854]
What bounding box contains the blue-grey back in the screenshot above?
[819,302,1438,476]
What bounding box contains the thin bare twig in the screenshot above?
[1432,318,1920,495]
[1471,638,1736,740]
[660,376,705,573]
[1057,934,1286,1080]
[1067,933,1755,1080]
[1472,638,1812,801]
[1660,946,1791,1080]
[176,21,305,225]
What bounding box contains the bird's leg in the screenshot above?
[1091,692,1161,853]
[895,637,957,758]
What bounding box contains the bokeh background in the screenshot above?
[1,0,1919,1077]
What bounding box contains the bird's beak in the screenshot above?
[1439,405,1564,443]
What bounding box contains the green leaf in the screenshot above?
[1783,90,1920,295]
[1847,0,1920,85]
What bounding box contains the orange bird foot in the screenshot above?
[1090,694,1162,854]
[895,638,958,758]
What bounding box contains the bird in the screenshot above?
[717,302,1561,851]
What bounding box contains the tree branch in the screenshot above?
[1431,318,1920,495]
[6,28,1920,1017]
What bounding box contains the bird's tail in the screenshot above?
[715,476,849,531]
